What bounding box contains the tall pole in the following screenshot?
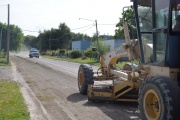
[39,30,41,50]
[49,31,51,50]
[79,18,100,61]
[7,4,10,64]
[95,20,100,61]
[0,29,2,57]
[0,29,2,52]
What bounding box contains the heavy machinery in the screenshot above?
[78,0,180,119]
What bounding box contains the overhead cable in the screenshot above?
[22,29,39,33]
[98,24,116,25]
[71,24,94,31]
[80,25,95,33]
[50,33,70,41]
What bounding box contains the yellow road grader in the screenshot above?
[78,0,180,119]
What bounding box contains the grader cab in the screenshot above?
[78,0,180,119]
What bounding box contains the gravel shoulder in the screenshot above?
[2,56,141,120]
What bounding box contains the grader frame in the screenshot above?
[78,0,180,119]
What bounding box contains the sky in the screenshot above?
[0,0,132,37]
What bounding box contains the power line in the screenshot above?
[71,24,94,31]
[22,29,39,33]
[51,25,94,40]
[80,25,95,33]
[98,24,116,25]
[50,33,71,41]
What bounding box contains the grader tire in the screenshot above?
[78,64,94,95]
[139,76,180,120]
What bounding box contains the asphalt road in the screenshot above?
[10,53,141,120]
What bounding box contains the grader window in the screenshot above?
[137,5,153,64]
[155,0,169,28]
[138,6,152,32]
[172,4,180,32]
[153,0,169,65]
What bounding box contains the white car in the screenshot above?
[29,48,40,58]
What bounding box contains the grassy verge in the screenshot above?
[0,57,11,66]
[43,55,100,66]
[0,81,30,120]
[42,55,138,69]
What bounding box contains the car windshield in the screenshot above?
[30,48,38,51]
[31,50,38,52]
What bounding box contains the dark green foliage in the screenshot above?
[84,48,92,58]
[0,49,5,58]
[72,33,91,41]
[115,8,137,39]
[84,48,97,59]
[0,22,24,52]
[24,35,37,50]
[58,49,66,55]
[70,50,82,58]
[90,40,110,57]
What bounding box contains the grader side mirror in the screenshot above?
[92,48,97,51]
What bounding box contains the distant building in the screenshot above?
[102,39,125,51]
[72,40,91,51]
[72,39,125,51]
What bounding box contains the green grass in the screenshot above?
[42,55,139,68]
[0,57,11,66]
[116,61,130,68]
[0,81,30,120]
[43,55,100,66]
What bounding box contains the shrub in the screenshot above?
[45,50,51,56]
[70,50,82,58]
[0,49,5,58]
[51,50,57,56]
[84,48,92,58]
[40,50,46,55]
[58,49,66,56]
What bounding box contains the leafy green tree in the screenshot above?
[72,33,91,41]
[58,23,72,50]
[24,35,37,49]
[39,30,51,51]
[115,8,137,39]
[10,25,24,51]
[0,22,24,51]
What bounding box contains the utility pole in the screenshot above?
[0,29,2,54]
[39,30,41,50]
[95,20,100,61]
[7,4,10,64]
[79,18,100,61]
[49,31,51,50]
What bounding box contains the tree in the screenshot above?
[24,35,37,49]
[0,22,24,52]
[115,8,137,39]
[58,23,72,50]
[34,23,73,51]
[72,33,91,41]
